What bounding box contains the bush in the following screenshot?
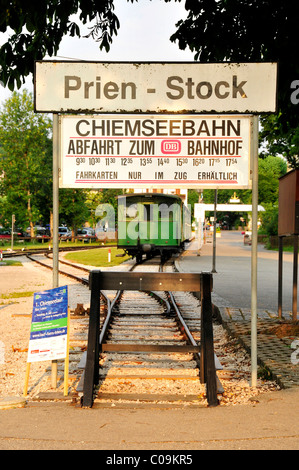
[259,205,278,236]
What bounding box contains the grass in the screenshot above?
[0,260,23,266]
[0,240,117,251]
[64,247,131,267]
[0,291,34,300]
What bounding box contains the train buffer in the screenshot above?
[81,271,219,408]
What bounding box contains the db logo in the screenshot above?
[161,140,181,154]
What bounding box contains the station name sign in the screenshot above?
[35,61,277,114]
[59,114,253,189]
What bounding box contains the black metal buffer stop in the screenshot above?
[82,271,219,408]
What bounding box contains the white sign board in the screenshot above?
[59,114,252,189]
[35,61,277,114]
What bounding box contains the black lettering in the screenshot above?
[76,119,90,137]
[141,120,154,137]
[104,81,119,99]
[197,120,210,136]
[128,172,142,179]
[188,141,195,155]
[233,75,247,98]
[166,76,184,100]
[185,78,195,99]
[215,81,230,99]
[196,82,213,99]
[212,120,226,136]
[92,120,106,136]
[183,120,195,136]
[129,141,136,155]
[121,82,137,99]
[68,140,75,154]
[125,120,141,136]
[227,119,241,136]
[65,76,81,98]
[84,81,94,98]
[169,120,181,136]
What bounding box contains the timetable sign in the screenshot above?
[59,114,253,189]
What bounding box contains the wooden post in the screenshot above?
[23,363,31,397]
[64,308,71,396]
[278,236,283,318]
[200,273,218,407]
[293,234,298,321]
[82,272,101,407]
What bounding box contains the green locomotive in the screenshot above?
[117,193,192,263]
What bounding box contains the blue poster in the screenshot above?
[27,286,68,363]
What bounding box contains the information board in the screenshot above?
[59,114,252,189]
[27,286,68,363]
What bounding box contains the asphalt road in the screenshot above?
[179,231,298,314]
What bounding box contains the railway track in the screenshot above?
[25,252,224,406]
[26,252,90,285]
[77,259,223,407]
[2,244,114,259]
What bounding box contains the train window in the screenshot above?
[119,196,180,222]
[158,203,174,221]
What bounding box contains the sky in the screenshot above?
[0,0,194,105]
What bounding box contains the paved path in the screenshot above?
[178,231,297,313]
[1,235,299,450]
[177,231,299,390]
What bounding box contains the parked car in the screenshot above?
[0,228,11,239]
[36,228,51,243]
[14,228,28,238]
[58,226,72,240]
[77,228,95,242]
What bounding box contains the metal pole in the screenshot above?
[212,189,217,273]
[293,234,298,321]
[52,113,59,388]
[278,236,283,318]
[11,214,15,251]
[251,116,259,388]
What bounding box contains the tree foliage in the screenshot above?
[171,1,299,119]
[1,1,298,122]
[0,0,122,90]
[0,90,52,232]
[59,188,90,236]
[258,155,287,205]
[170,0,299,166]
[2,0,299,171]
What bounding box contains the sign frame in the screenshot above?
[34,61,278,391]
[59,113,253,190]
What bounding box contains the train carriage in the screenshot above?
[117,193,191,263]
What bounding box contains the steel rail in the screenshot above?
[2,244,116,258]
[167,291,223,395]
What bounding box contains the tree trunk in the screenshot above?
[27,194,35,238]
[50,211,53,238]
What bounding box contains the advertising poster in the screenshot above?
[27,286,68,363]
